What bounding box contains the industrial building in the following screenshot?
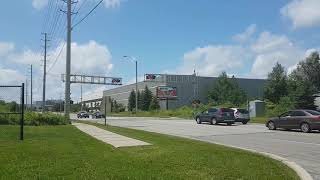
[102,74,266,111]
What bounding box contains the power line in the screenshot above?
[72,0,104,29]
[47,41,66,73]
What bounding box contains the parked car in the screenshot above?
[92,111,104,119]
[231,108,250,124]
[266,110,320,133]
[77,111,89,118]
[195,107,235,125]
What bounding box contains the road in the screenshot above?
[74,115,320,179]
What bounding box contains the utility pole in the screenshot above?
[135,60,138,113]
[123,56,138,113]
[64,0,72,119]
[30,64,33,110]
[42,33,49,112]
[25,79,28,110]
[80,85,83,111]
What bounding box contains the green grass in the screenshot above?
[110,111,190,119]
[250,117,268,124]
[0,124,298,180]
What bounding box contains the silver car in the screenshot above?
[231,108,250,124]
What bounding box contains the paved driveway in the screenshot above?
[74,115,320,179]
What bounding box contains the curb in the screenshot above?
[209,142,313,180]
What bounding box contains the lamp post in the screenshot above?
[123,56,138,113]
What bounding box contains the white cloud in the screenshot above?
[47,40,113,76]
[1,40,114,102]
[281,0,320,28]
[178,45,250,76]
[7,49,40,65]
[0,67,25,84]
[176,25,310,79]
[232,24,257,43]
[32,0,48,10]
[0,42,14,57]
[250,32,304,77]
[251,32,294,53]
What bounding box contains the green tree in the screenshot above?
[141,86,153,111]
[137,90,143,110]
[264,63,288,104]
[288,72,317,110]
[229,76,247,106]
[111,99,125,113]
[208,72,247,106]
[294,51,320,91]
[128,89,136,111]
[149,96,160,110]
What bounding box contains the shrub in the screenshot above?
[266,96,295,117]
[0,112,69,126]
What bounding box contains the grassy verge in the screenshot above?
[250,117,268,124]
[0,124,298,179]
[110,111,192,119]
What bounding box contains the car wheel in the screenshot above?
[196,117,202,124]
[267,121,276,130]
[301,123,311,133]
[242,121,248,125]
[227,122,232,126]
[210,118,217,125]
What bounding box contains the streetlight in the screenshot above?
[123,56,138,113]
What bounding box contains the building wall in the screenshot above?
[103,74,266,110]
[103,81,166,109]
[166,75,266,109]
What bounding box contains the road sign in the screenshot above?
[61,74,122,85]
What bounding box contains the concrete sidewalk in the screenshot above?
[72,123,151,148]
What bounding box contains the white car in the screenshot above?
[231,108,250,124]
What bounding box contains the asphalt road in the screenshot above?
[74,115,320,179]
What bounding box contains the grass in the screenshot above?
[250,117,268,124]
[0,124,298,180]
[110,111,190,119]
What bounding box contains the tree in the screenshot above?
[264,63,288,104]
[111,99,125,113]
[208,72,247,106]
[128,89,136,111]
[293,51,320,92]
[149,96,160,110]
[141,86,153,111]
[137,90,143,110]
[229,76,247,106]
[288,71,317,110]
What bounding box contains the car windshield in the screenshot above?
[221,108,234,112]
[306,110,320,115]
[238,109,249,113]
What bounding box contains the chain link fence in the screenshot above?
[0,84,24,140]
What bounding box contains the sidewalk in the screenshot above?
[72,123,151,148]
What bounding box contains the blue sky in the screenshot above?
[1,0,320,101]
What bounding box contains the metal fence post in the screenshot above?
[20,83,24,140]
[104,98,107,126]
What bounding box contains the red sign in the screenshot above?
[145,74,157,80]
[157,86,177,99]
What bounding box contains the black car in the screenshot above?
[266,110,320,133]
[92,112,104,119]
[77,111,89,118]
[195,108,235,125]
